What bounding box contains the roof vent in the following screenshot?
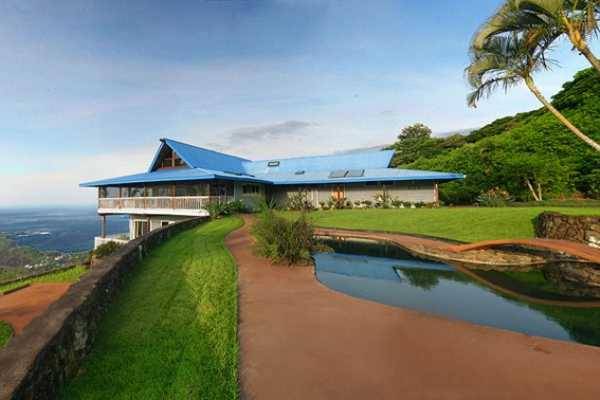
[295,170,305,175]
[267,161,280,167]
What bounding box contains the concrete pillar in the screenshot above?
[100,215,107,238]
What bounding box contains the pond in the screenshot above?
[313,239,600,346]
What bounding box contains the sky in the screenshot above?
[0,0,596,206]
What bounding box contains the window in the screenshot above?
[156,148,186,169]
[294,170,305,175]
[242,184,260,195]
[161,221,172,227]
[101,187,120,198]
[210,182,234,196]
[125,186,145,197]
[176,183,209,196]
[147,185,172,197]
[267,160,280,167]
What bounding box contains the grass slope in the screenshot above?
[0,265,87,295]
[60,217,242,400]
[292,207,600,242]
[0,320,12,349]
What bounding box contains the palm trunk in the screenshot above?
[579,44,600,75]
[525,178,540,201]
[562,16,600,75]
[524,76,600,152]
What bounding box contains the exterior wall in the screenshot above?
[234,182,266,211]
[128,215,192,240]
[270,182,436,208]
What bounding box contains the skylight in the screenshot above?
[267,161,280,167]
[346,169,365,177]
[295,170,306,175]
[328,170,347,179]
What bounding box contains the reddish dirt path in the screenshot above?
[315,227,600,264]
[228,217,600,400]
[448,238,600,263]
[0,283,70,335]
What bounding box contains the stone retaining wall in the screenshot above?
[535,212,600,248]
[0,217,206,400]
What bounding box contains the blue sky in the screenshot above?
[0,0,595,206]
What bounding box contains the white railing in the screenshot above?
[94,234,129,249]
[97,196,233,216]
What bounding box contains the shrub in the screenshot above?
[207,200,247,219]
[91,241,122,259]
[361,200,373,208]
[319,200,329,210]
[329,196,347,209]
[353,200,362,208]
[252,211,318,265]
[391,199,403,208]
[287,190,314,211]
[476,187,513,207]
[374,188,392,208]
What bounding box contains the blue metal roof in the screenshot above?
[243,150,394,175]
[81,138,465,187]
[148,138,249,173]
[264,168,464,185]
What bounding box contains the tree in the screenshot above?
[389,123,439,166]
[466,33,600,151]
[473,0,600,75]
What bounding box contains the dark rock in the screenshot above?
[535,212,600,248]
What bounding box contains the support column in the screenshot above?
[433,183,439,206]
[100,215,107,238]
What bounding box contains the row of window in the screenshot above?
[99,183,236,198]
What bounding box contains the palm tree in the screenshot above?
[473,0,600,75]
[467,33,600,151]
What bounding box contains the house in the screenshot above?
[81,138,464,246]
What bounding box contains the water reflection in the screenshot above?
[314,239,600,346]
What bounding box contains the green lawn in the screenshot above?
[289,207,600,242]
[60,217,242,400]
[0,265,88,295]
[0,320,12,349]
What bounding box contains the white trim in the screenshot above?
[99,208,210,217]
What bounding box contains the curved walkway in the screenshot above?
[315,227,600,265]
[228,217,600,400]
[448,238,600,263]
[0,283,70,335]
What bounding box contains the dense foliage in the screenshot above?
[253,211,318,265]
[389,69,600,204]
[0,236,44,268]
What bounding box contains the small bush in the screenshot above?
[287,190,314,211]
[91,241,122,259]
[329,196,347,209]
[252,211,319,265]
[353,200,362,208]
[361,200,373,208]
[477,188,513,207]
[207,200,247,219]
[391,199,403,208]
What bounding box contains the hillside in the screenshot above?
[394,68,600,204]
